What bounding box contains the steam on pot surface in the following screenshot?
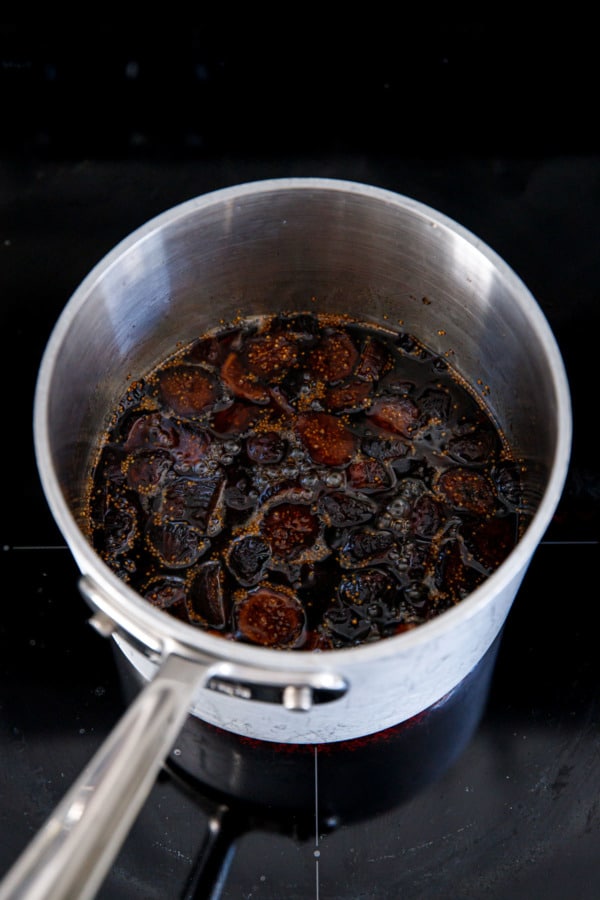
[84,310,529,651]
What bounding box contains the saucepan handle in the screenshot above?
[0,652,204,900]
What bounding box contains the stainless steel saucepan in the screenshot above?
[0,178,571,899]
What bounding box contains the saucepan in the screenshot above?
[0,178,571,899]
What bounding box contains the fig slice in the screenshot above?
[436,466,496,516]
[367,396,419,436]
[318,490,376,527]
[187,560,229,628]
[143,576,187,611]
[99,495,138,557]
[161,472,225,530]
[339,528,395,568]
[244,332,298,381]
[307,330,358,382]
[227,534,272,585]
[221,351,271,404]
[246,430,286,464]
[260,501,320,560]
[295,412,357,466]
[146,519,209,569]
[158,365,218,416]
[124,413,179,452]
[347,456,394,492]
[124,449,172,495]
[324,379,373,412]
[234,583,306,648]
[211,401,261,435]
[355,336,392,381]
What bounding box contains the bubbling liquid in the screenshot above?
[86,311,526,650]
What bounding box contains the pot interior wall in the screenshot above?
[41,183,559,528]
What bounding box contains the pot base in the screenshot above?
[114,632,501,825]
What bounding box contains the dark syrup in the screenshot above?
[86,312,526,651]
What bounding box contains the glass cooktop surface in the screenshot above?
[1,22,599,899]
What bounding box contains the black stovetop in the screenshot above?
[1,23,599,900]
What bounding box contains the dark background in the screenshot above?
[1,21,599,899]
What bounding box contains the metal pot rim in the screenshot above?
[33,176,573,673]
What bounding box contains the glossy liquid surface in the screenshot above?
[87,312,524,650]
